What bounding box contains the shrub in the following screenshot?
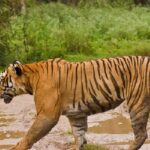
[5,3,150,65]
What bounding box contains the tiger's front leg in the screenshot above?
[10,114,58,150]
[67,113,88,150]
[9,86,62,150]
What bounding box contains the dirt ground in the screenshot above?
[0,95,150,150]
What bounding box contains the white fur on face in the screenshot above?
[0,71,6,80]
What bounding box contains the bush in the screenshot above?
[1,2,150,65]
[0,1,13,66]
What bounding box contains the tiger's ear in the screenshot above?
[14,66,22,76]
[12,61,22,76]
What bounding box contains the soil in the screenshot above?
[0,95,150,150]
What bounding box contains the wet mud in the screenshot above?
[0,96,150,150]
[88,114,132,134]
[0,130,25,140]
[0,114,15,127]
[0,144,14,149]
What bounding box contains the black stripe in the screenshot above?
[65,63,69,88]
[91,61,100,91]
[107,62,112,71]
[78,102,81,110]
[35,74,40,94]
[128,56,133,62]
[120,59,128,88]
[145,58,149,88]
[81,83,86,105]
[70,63,72,70]
[40,64,45,74]
[58,63,61,88]
[99,84,113,103]
[113,61,119,75]
[70,66,73,90]
[101,60,108,79]
[50,60,53,77]
[81,63,86,105]
[89,87,105,112]
[120,59,126,72]
[122,57,132,82]
[118,66,126,88]
[127,74,139,103]
[95,60,101,79]
[129,81,143,112]
[73,64,79,108]
[83,63,88,90]
[98,84,113,108]
[6,77,9,87]
[33,64,39,73]
[101,76,112,94]
[107,58,113,67]
[110,72,122,99]
[141,56,145,64]
[86,101,96,114]
[133,57,138,77]
[116,58,121,64]
[128,56,133,68]
[24,65,34,73]
[89,81,97,96]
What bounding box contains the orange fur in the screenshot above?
[0,56,149,150]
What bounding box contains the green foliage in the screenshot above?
[65,130,72,135]
[0,1,150,66]
[79,0,134,7]
[0,0,12,66]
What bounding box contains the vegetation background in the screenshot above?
[0,0,150,68]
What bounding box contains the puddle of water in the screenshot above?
[0,113,25,149]
[0,124,9,127]
[0,144,14,149]
[0,131,25,140]
[0,113,14,117]
[0,117,15,123]
[88,114,132,134]
[0,113,16,128]
[0,113,15,125]
[104,139,150,146]
[105,141,132,145]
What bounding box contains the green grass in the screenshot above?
[65,130,73,135]
[84,144,108,150]
[64,130,108,149]
[2,3,150,64]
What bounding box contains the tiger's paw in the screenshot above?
[9,146,18,150]
[9,142,28,150]
[9,146,27,150]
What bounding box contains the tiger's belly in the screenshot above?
[62,99,123,117]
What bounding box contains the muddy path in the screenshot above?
[0,95,150,150]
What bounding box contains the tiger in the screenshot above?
[0,56,149,150]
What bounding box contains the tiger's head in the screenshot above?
[0,61,32,104]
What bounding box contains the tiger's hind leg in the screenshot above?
[67,114,87,150]
[128,97,150,150]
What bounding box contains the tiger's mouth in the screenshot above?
[2,88,16,104]
[2,94,13,104]
[0,89,16,104]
